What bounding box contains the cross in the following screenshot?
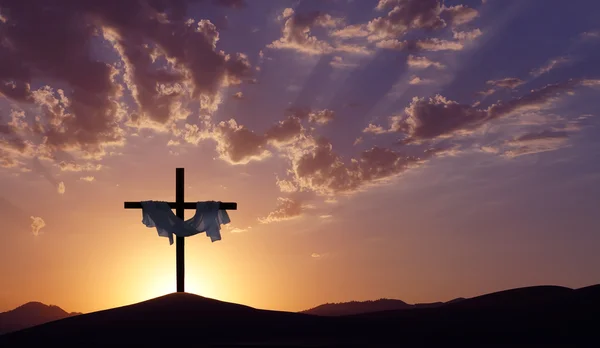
[123,168,237,293]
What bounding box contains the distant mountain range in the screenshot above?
[0,302,81,334]
[0,296,468,333]
[0,284,598,346]
[300,297,466,316]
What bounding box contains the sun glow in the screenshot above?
[137,271,216,301]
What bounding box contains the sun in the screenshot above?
[139,271,215,300]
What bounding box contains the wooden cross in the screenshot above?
[123,168,237,293]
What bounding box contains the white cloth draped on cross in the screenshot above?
[140,200,231,245]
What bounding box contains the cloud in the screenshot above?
[414,38,465,51]
[480,145,500,154]
[58,162,103,172]
[311,253,322,258]
[452,28,483,41]
[530,56,570,77]
[408,75,434,85]
[376,28,481,51]
[580,79,600,87]
[265,116,305,146]
[280,136,427,196]
[406,55,445,69]
[57,181,66,194]
[580,30,600,40]
[0,3,125,159]
[276,176,299,193]
[267,8,344,55]
[308,109,335,125]
[330,56,359,69]
[331,0,481,54]
[0,0,253,169]
[331,24,369,39]
[210,120,271,165]
[363,123,391,134]
[30,216,46,236]
[442,4,479,27]
[229,226,249,233]
[181,107,333,165]
[478,88,496,97]
[367,0,447,41]
[387,80,583,143]
[232,91,244,100]
[258,197,305,223]
[284,107,336,125]
[80,176,95,182]
[503,130,570,158]
[376,37,465,51]
[486,77,525,89]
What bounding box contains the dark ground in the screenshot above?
[0,284,598,347]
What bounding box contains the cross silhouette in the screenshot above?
[124,168,237,292]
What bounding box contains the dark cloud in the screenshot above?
[487,80,578,119]
[181,111,310,164]
[283,136,427,196]
[0,0,252,164]
[212,120,270,165]
[394,95,489,142]
[332,0,479,50]
[265,116,304,145]
[0,1,125,157]
[368,0,446,41]
[387,80,582,143]
[197,108,337,164]
[268,8,343,55]
[375,37,466,51]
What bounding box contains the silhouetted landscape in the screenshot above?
[301,297,465,316]
[2,0,600,346]
[1,284,598,346]
[0,302,81,335]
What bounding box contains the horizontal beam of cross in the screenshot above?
[123,202,237,210]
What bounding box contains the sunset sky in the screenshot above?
[1,0,600,315]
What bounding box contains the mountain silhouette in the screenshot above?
[0,285,598,347]
[0,302,81,334]
[300,297,466,316]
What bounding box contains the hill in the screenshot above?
[301,297,466,316]
[0,302,81,334]
[0,285,598,347]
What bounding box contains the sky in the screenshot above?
[1,0,600,314]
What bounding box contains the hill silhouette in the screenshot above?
[0,302,81,334]
[301,297,466,316]
[0,285,598,347]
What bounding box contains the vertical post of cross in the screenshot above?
[175,168,185,292]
